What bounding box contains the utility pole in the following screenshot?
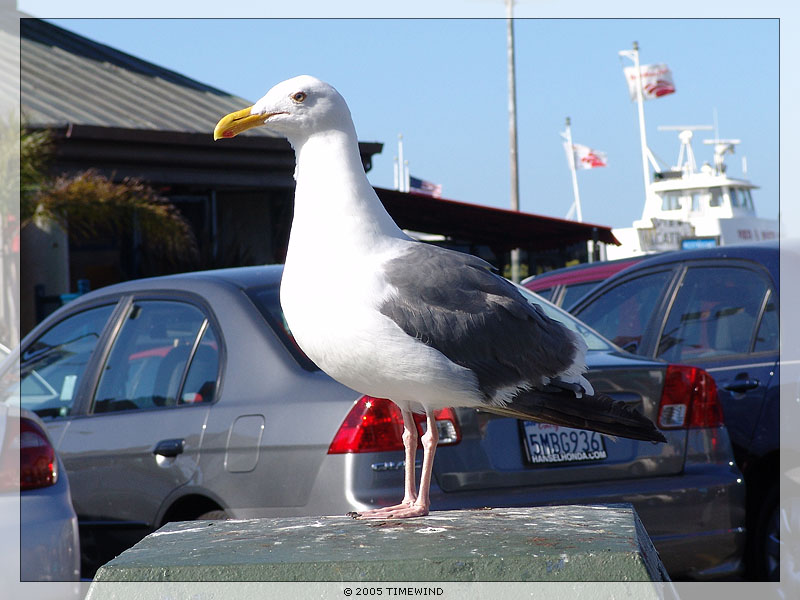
[506,0,521,282]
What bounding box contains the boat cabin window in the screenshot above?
[729,187,754,211]
[709,188,723,207]
[660,190,705,212]
[690,191,703,212]
[661,191,682,211]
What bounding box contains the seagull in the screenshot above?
[214,75,666,519]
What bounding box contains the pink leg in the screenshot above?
[358,409,439,519]
[353,408,418,518]
[400,409,420,505]
[414,410,439,513]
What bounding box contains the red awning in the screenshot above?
[375,188,619,253]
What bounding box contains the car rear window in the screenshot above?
[244,285,320,372]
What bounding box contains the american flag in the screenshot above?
[409,176,442,198]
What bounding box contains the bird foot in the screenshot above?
[349,501,413,518]
[350,501,429,519]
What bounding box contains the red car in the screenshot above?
[522,257,645,309]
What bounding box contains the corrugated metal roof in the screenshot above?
[20,18,278,138]
[0,12,20,114]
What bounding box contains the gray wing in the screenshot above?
[379,243,579,402]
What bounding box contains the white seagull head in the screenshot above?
[213,75,354,145]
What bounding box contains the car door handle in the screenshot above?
[723,379,760,393]
[153,438,185,457]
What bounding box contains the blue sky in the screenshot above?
[16,3,787,232]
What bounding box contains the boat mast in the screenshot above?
[619,42,657,203]
[563,117,583,223]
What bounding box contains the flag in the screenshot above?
[565,142,608,170]
[409,176,442,198]
[624,63,676,101]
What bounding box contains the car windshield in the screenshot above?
[516,286,612,351]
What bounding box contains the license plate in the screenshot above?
[521,421,607,465]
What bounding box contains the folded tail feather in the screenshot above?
[484,388,667,443]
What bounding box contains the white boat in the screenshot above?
[607,126,778,259]
[606,43,777,260]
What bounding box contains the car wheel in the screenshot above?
[753,485,779,581]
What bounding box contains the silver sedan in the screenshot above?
[2,265,746,580]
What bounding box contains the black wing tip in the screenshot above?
[596,392,668,443]
[507,388,668,444]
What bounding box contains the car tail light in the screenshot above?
[412,407,461,446]
[20,418,58,490]
[328,396,461,454]
[657,365,723,429]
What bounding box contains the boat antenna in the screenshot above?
[658,125,712,175]
[703,138,741,174]
[713,107,720,142]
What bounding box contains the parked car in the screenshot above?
[522,256,646,309]
[1,265,745,580]
[570,240,781,580]
[0,399,81,598]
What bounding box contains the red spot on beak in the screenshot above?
[223,130,234,138]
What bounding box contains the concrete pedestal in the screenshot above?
[87,504,669,598]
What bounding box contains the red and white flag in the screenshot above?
[565,142,608,170]
[624,63,676,101]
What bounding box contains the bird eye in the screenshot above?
[292,91,307,103]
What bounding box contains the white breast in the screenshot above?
[280,248,483,411]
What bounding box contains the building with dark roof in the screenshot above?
[20,17,617,334]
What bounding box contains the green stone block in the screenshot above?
[89,504,669,591]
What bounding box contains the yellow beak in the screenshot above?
[213,106,265,140]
